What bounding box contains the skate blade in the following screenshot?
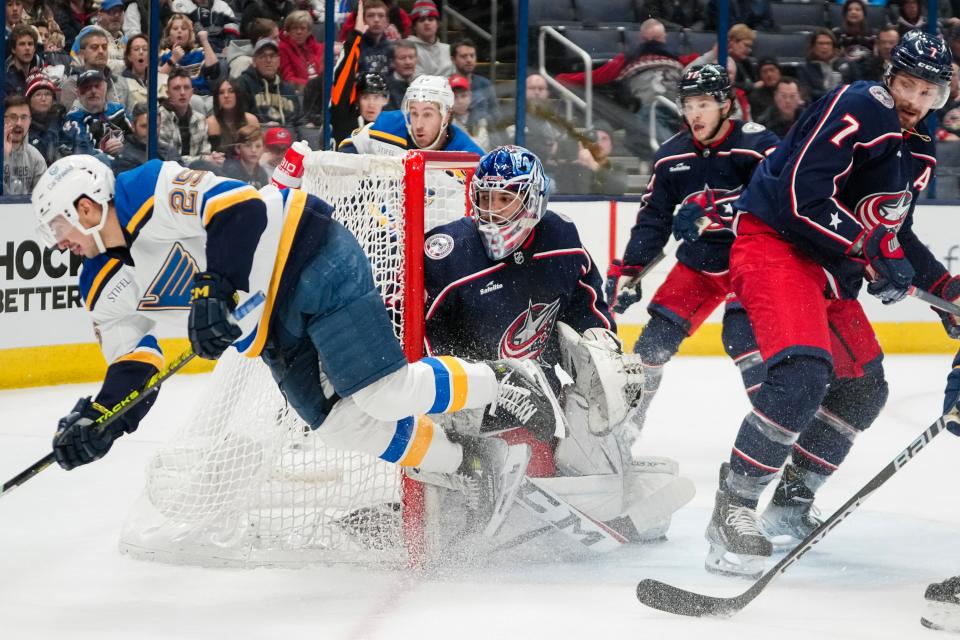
[483,444,532,538]
[704,543,765,580]
[921,602,960,632]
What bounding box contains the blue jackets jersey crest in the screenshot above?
[735,80,947,297]
[424,212,614,372]
[624,119,779,273]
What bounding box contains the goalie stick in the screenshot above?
[908,286,960,317]
[0,292,265,500]
[636,410,958,618]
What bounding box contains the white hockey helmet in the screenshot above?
[33,155,115,252]
[401,75,455,149]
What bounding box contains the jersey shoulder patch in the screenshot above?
[425,233,455,260]
[869,84,895,109]
[741,121,767,134]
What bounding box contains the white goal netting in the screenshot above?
[118,151,477,568]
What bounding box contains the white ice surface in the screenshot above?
[1,354,957,640]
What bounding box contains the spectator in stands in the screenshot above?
[833,0,875,58]
[689,23,756,92]
[519,73,581,176]
[896,0,927,36]
[748,56,780,118]
[26,71,65,165]
[158,14,221,98]
[451,38,499,126]
[643,0,706,30]
[225,17,278,79]
[409,0,452,78]
[938,61,960,140]
[62,26,126,108]
[6,24,42,97]
[240,0,292,38]
[37,19,70,68]
[330,72,390,145]
[50,0,90,49]
[62,69,129,159]
[7,0,24,34]
[279,10,323,92]
[176,0,240,53]
[117,34,150,113]
[260,125,290,174]
[4,95,46,194]
[238,37,301,126]
[97,0,127,75]
[757,77,804,137]
[160,67,223,166]
[222,122,269,187]
[112,101,181,174]
[386,39,417,109]
[796,28,842,102]
[846,25,898,83]
[358,0,394,77]
[449,73,490,150]
[206,78,259,154]
[122,0,173,40]
[705,0,773,32]
[568,120,627,196]
[20,0,51,26]
[339,0,410,41]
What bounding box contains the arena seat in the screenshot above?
[574,0,640,26]
[769,2,827,31]
[559,27,624,63]
[752,31,812,64]
[684,30,719,56]
[527,0,579,28]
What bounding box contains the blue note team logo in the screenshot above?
[138,242,199,311]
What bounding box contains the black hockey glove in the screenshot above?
[862,226,915,305]
[53,397,125,470]
[931,275,960,339]
[605,260,644,314]
[188,271,241,360]
[944,361,960,435]
[672,202,708,244]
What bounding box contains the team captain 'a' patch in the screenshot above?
[425,233,455,260]
[869,85,895,109]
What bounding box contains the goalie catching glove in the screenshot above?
[188,272,242,359]
[53,397,131,470]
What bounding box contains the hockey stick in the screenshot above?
[908,286,960,317]
[0,292,265,500]
[636,410,958,618]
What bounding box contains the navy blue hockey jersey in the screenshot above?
[424,212,614,370]
[623,119,779,274]
[736,80,947,298]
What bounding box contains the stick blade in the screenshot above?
[636,579,740,618]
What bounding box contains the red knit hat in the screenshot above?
[25,72,59,99]
[410,0,439,20]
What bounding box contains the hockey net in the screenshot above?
[118,150,478,568]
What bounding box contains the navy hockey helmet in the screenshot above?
[887,30,953,108]
[358,73,389,96]
[678,64,733,105]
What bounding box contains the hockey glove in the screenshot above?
[672,202,708,244]
[605,260,644,314]
[931,276,960,339]
[188,271,241,360]
[53,397,125,470]
[862,226,915,305]
[944,363,960,434]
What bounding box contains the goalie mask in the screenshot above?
[33,155,115,253]
[401,75,455,150]
[471,145,551,261]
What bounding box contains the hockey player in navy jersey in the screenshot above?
[705,30,960,577]
[423,146,695,544]
[32,155,569,531]
[338,74,484,155]
[605,64,778,449]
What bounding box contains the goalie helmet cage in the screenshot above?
[117,150,479,568]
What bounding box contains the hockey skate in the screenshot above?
[760,464,824,550]
[705,464,772,579]
[921,576,960,632]
[457,436,532,537]
[486,359,566,440]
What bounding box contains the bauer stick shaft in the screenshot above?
[0,292,265,499]
[908,286,960,316]
[636,410,958,618]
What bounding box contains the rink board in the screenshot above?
[0,200,955,389]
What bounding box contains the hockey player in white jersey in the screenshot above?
[32,155,568,531]
[338,74,484,155]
